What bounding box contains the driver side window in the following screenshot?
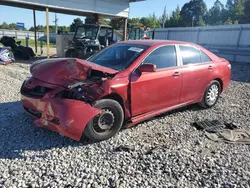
[143,45,177,69]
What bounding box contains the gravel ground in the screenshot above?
[0,61,250,188]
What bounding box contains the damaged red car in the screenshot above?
[20,40,231,141]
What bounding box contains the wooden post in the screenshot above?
[33,9,37,54]
[46,7,50,58]
[123,18,128,41]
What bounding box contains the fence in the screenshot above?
[154,24,250,62]
[0,29,45,40]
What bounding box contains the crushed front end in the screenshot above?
[20,58,117,141]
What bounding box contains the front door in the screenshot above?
[130,45,182,116]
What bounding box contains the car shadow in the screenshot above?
[0,101,93,160]
[231,61,250,83]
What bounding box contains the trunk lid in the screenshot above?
[30,58,118,86]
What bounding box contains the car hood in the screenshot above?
[30,58,118,86]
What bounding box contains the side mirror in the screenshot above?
[138,63,156,73]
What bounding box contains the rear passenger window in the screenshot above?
[201,51,212,62]
[143,45,177,69]
[179,45,202,65]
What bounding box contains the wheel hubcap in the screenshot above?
[93,109,115,133]
[206,84,219,106]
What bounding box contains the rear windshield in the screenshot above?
[88,43,149,71]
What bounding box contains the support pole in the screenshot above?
[94,14,99,24]
[46,7,50,58]
[33,9,37,54]
[123,18,128,41]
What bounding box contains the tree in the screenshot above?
[140,13,161,28]
[161,6,167,28]
[8,23,18,30]
[207,0,225,25]
[128,18,141,28]
[0,22,9,29]
[243,0,250,23]
[225,0,246,23]
[234,0,246,22]
[167,5,182,27]
[180,0,208,27]
[197,16,206,26]
[70,18,83,32]
[85,15,110,25]
[109,18,124,30]
[224,17,233,24]
[85,16,96,24]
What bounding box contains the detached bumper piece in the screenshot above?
[192,120,250,144]
[22,95,101,141]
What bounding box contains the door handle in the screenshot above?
[172,72,180,77]
[208,65,213,70]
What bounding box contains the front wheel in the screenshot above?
[199,80,221,108]
[83,99,124,141]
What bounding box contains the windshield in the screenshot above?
[74,25,99,40]
[88,43,149,71]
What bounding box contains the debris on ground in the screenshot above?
[193,120,250,144]
[0,46,15,65]
[113,145,135,152]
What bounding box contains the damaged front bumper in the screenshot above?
[21,78,102,141]
[22,96,101,141]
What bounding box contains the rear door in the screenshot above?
[130,45,182,116]
[178,45,213,103]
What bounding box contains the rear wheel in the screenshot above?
[199,80,221,108]
[83,99,124,141]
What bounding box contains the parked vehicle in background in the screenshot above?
[38,33,57,43]
[20,40,231,142]
[128,26,154,40]
[65,24,115,59]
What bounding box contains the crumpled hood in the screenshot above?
[30,58,118,86]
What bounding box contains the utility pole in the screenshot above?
[162,6,167,28]
[54,13,59,33]
[192,16,195,27]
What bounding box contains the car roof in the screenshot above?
[120,40,196,47]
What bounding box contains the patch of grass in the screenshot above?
[17,39,56,48]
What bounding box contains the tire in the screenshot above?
[65,49,77,58]
[83,99,124,141]
[199,80,221,109]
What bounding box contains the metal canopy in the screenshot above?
[0,0,145,58]
[0,0,145,18]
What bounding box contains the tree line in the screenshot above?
[0,0,250,32]
[125,0,250,28]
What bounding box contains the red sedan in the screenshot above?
[20,40,231,141]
